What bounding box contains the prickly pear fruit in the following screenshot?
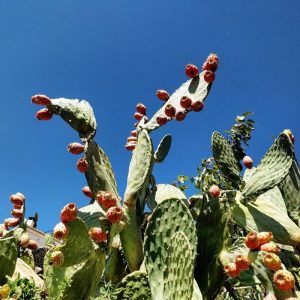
[191,100,204,112]
[4,217,20,228]
[88,227,107,243]
[106,206,124,224]
[180,96,192,109]
[263,253,281,271]
[53,222,69,240]
[82,186,93,199]
[203,70,215,83]
[10,193,25,206]
[258,232,273,245]
[127,136,137,143]
[31,94,52,105]
[175,111,186,121]
[67,142,85,155]
[11,207,24,218]
[260,242,281,254]
[224,263,241,278]
[136,103,147,115]
[125,142,136,151]
[283,129,295,144]
[273,270,295,291]
[235,254,250,270]
[134,112,144,121]
[164,104,176,117]
[209,185,221,198]
[245,232,260,250]
[185,64,199,78]
[243,155,253,169]
[96,191,117,210]
[77,158,89,173]
[51,251,64,267]
[35,108,53,120]
[27,239,38,250]
[202,53,219,72]
[156,116,169,126]
[156,89,170,101]
[131,130,137,137]
[20,233,30,248]
[60,203,77,223]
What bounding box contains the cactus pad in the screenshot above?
[78,201,105,228]
[154,134,172,163]
[163,232,194,300]
[211,131,242,187]
[49,98,97,137]
[144,198,197,298]
[242,134,293,199]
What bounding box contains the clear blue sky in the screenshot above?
[0,2,299,232]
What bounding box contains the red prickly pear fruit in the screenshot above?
[125,142,136,151]
[82,186,93,199]
[257,232,273,245]
[77,158,89,173]
[164,104,176,118]
[60,203,77,223]
[180,96,192,109]
[185,64,199,78]
[51,251,64,267]
[131,130,137,137]
[156,116,169,126]
[202,53,219,72]
[106,206,124,224]
[175,111,186,121]
[67,142,85,155]
[127,136,137,143]
[263,293,277,300]
[35,108,53,120]
[263,253,281,271]
[10,193,25,206]
[235,254,250,270]
[243,156,253,169]
[209,185,221,198]
[31,94,52,105]
[53,222,69,240]
[20,233,30,248]
[203,70,215,83]
[224,263,241,278]
[273,270,295,291]
[27,239,38,250]
[283,129,295,144]
[134,112,144,121]
[260,242,281,254]
[191,100,204,112]
[88,227,107,243]
[96,191,117,210]
[13,203,23,209]
[245,232,260,250]
[136,103,147,115]
[4,217,20,228]
[156,89,170,101]
[11,208,24,219]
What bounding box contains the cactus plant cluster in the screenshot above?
[0,53,299,300]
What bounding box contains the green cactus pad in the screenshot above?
[147,184,187,210]
[143,70,212,132]
[211,131,242,187]
[44,218,105,300]
[115,271,151,300]
[242,134,293,199]
[144,198,197,299]
[279,159,300,223]
[49,98,97,137]
[85,140,119,201]
[0,235,18,285]
[232,193,300,246]
[163,232,194,300]
[154,134,172,163]
[78,201,105,229]
[194,199,231,300]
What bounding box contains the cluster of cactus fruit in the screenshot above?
[0,53,299,300]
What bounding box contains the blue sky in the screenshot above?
[0,2,299,232]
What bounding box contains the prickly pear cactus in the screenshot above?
[44,218,105,300]
[154,134,172,163]
[77,201,105,228]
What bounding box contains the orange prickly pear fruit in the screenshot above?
[89,227,107,243]
[53,222,69,240]
[185,64,199,78]
[245,232,260,250]
[257,231,273,245]
[106,206,124,224]
[235,254,250,270]
[263,253,281,271]
[224,263,241,278]
[31,94,52,105]
[260,242,281,254]
[60,203,77,223]
[273,270,295,291]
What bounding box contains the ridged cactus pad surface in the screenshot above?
[154,134,172,163]
[144,198,197,299]
[212,131,242,187]
[242,134,293,199]
[50,98,97,136]
[163,232,194,300]
[78,201,105,229]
